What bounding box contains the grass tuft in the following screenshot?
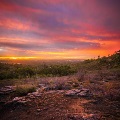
[15,85,36,96]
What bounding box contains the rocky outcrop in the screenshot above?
[3,84,91,107]
[0,86,16,94]
[28,91,42,98]
[5,88,42,106]
[65,88,91,97]
[12,97,28,104]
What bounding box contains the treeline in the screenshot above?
[80,50,120,70]
[0,63,77,80]
[0,50,120,80]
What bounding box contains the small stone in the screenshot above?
[13,97,23,101]
[37,109,41,112]
[38,84,45,87]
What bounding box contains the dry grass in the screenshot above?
[15,84,36,96]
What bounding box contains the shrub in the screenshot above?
[15,85,36,96]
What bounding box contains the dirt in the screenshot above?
[0,90,99,120]
[0,76,120,120]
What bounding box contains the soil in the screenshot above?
[0,91,99,120]
[0,76,120,120]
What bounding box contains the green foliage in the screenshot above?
[15,85,36,96]
[0,63,77,80]
[110,50,120,67]
[0,64,36,80]
[78,50,120,71]
[17,66,35,78]
[38,64,76,76]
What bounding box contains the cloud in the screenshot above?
[0,0,120,58]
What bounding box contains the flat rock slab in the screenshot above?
[28,92,42,98]
[12,97,28,104]
[5,90,42,106]
[0,86,16,94]
[65,88,91,97]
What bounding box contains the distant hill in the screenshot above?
[78,50,120,70]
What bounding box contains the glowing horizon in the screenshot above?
[0,0,120,59]
[0,57,37,60]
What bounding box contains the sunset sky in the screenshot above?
[0,0,120,59]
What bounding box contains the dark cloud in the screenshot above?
[0,42,49,51]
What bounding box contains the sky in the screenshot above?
[0,0,120,59]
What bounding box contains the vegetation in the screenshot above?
[0,50,120,80]
[0,63,77,80]
[15,85,36,96]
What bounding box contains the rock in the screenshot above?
[65,90,78,96]
[5,96,28,106]
[67,114,84,120]
[37,109,41,112]
[83,114,100,120]
[5,89,42,105]
[28,92,42,98]
[38,84,46,88]
[13,97,23,101]
[18,100,27,104]
[33,92,42,97]
[27,94,35,99]
[56,90,65,93]
[77,91,88,97]
[0,86,16,94]
[77,89,90,97]
[4,87,43,106]
[28,95,36,99]
[5,86,16,89]
[65,88,91,97]
[13,97,27,103]
[68,114,100,120]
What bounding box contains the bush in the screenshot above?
[38,64,76,76]
[15,85,36,96]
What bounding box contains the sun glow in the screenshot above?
[0,57,37,60]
